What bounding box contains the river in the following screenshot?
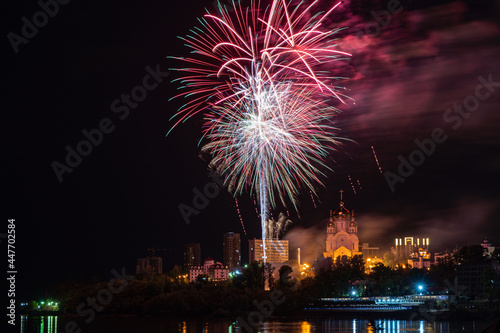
[19,315,489,332]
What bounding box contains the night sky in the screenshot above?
[4,0,500,300]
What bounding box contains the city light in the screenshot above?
[300,263,313,278]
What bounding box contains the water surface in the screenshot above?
[20,315,486,332]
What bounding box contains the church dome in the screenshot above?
[333,203,350,219]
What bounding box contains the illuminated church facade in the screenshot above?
[323,190,361,260]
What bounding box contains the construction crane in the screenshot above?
[147,246,170,257]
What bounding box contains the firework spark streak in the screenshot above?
[348,174,356,194]
[252,194,259,215]
[234,198,247,235]
[310,190,317,208]
[169,0,351,264]
[371,146,383,174]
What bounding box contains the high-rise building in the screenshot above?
[184,243,201,268]
[136,257,163,275]
[361,243,379,259]
[456,261,500,297]
[323,190,361,260]
[395,237,429,259]
[223,232,241,269]
[249,238,289,264]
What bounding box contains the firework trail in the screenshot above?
[252,194,260,216]
[310,190,317,208]
[169,0,351,263]
[348,174,356,194]
[234,198,247,235]
[371,146,383,173]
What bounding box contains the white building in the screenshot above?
[408,248,432,269]
[189,257,229,282]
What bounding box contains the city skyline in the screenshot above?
[5,0,500,303]
[165,194,496,271]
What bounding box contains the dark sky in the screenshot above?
[4,0,500,300]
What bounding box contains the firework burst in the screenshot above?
[265,212,292,239]
[169,0,351,263]
[169,0,351,129]
[202,80,340,210]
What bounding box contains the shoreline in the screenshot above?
[20,307,500,321]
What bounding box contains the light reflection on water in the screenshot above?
[21,316,58,333]
[19,316,481,332]
[244,318,475,332]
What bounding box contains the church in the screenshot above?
[323,190,361,260]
